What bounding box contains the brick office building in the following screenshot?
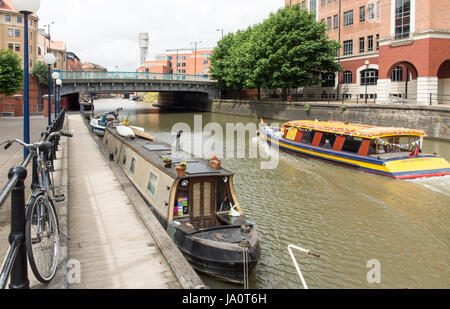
[284,0,450,105]
[136,49,213,78]
[0,0,41,116]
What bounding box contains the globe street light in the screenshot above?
[12,0,41,159]
[52,71,60,118]
[55,78,62,114]
[44,53,56,125]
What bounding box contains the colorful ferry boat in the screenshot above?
[260,120,450,180]
[103,126,261,284]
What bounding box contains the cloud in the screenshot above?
[36,0,281,71]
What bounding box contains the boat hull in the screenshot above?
[173,226,261,285]
[90,119,106,136]
[260,125,450,180]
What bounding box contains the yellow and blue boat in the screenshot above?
[260,120,450,180]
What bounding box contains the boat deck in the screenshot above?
[107,127,233,179]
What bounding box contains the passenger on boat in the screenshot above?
[324,139,332,149]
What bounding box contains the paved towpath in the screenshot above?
[67,114,180,289]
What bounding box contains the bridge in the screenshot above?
[57,71,220,110]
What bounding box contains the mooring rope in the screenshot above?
[242,247,249,289]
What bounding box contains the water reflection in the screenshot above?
[94,98,450,289]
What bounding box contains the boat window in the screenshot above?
[114,145,118,158]
[342,136,363,154]
[105,137,109,145]
[147,172,158,197]
[130,158,136,174]
[319,133,336,149]
[122,154,127,166]
[301,130,315,145]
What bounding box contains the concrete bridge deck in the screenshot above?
[0,114,204,289]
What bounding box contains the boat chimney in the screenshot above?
[176,131,183,152]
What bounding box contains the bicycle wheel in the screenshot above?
[26,192,60,283]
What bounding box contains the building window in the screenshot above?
[360,6,365,22]
[8,43,13,50]
[361,69,378,85]
[343,10,353,26]
[15,29,20,37]
[327,17,332,30]
[377,1,381,18]
[6,15,11,22]
[322,73,335,87]
[328,0,332,3]
[391,66,403,81]
[368,35,374,52]
[8,29,13,37]
[15,44,20,52]
[343,71,353,84]
[203,67,209,73]
[309,0,317,15]
[395,0,411,39]
[376,34,380,50]
[368,3,374,20]
[302,1,305,9]
[359,37,365,53]
[343,40,353,55]
[203,60,208,65]
[321,0,325,6]
[17,16,22,23]
[29,46,32,54]
[182,63,186,67]
[333,14,338,29]
[38,47,42,55]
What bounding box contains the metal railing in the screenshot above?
[0,110,65,289]
[58,71,214,83]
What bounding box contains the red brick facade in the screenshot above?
[0,76,41,116]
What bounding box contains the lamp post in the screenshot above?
[190,41,202,78]
[56,78,62,114]
[12,0,40,159]
[216,28,224,40]
[43,53,56,125]
[52,71,59,118]
[364,60,370,104]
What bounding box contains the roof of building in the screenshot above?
[82,62,107,71]
[283,121,426,139]
[0,0,38,18]
[66,51,81,61]
[38,33,66,51]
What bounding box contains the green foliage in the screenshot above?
[0,49,24,96]
[210,4,341,92]
[340,105,347,111]
[305,104,311,112]
[32,61,50,88]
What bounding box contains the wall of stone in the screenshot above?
[209,100,450,140]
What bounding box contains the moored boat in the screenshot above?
[260,120,450,180]
[89,108,123,136]
[103,126,261,284]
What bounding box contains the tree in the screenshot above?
[210,5,342,100]
[0,49,24,96]
[32,61,50,88]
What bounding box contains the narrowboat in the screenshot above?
[260,120,450,180]
[103,126,261,285]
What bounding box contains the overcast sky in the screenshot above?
[35,0,282,71]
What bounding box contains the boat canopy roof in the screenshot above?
[282,121,426,139]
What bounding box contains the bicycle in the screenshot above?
[3,130,73,283]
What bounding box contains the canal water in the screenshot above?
[95,98,450,289]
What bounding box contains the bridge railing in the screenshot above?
[58,71,213,83]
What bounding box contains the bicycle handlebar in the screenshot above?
[3,130,73,151]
